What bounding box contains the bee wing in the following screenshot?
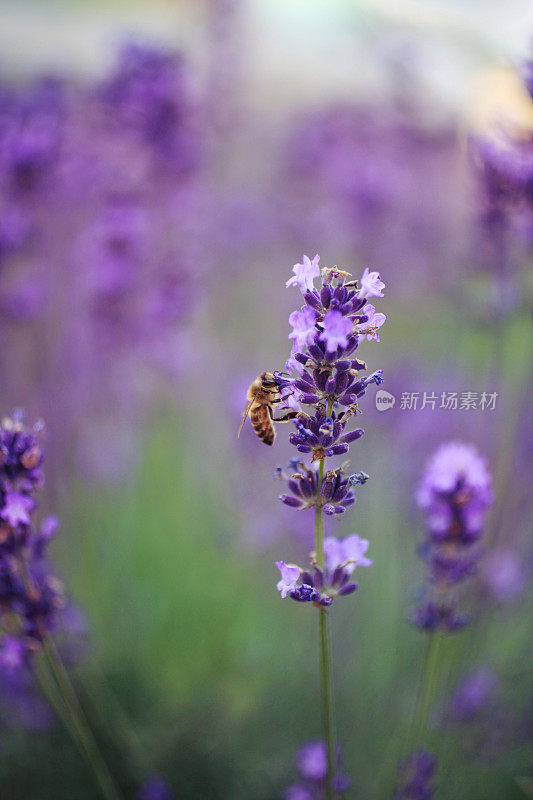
[237,395,256,438]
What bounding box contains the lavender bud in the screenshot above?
[313,567,324,589]
[320,480,334,502]
[342,429,365,444]
[288,480,303,497]
[325,444,349,457]
[305,290,322,310]
[335,360,351,372]
[308,344,325,362]
[338,583,357,596]
[280,495,303,508]
[314,370,328,392]
[339,394,357,406]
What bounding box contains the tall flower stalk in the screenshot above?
[253,255,385,798]
[0,412,124,800]
[395,442,494,797]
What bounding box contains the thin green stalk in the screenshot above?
[315,408,337,800]
[34,657,84,746]
[41,637,124,800]
[18,555,124,800]
[406,632,442,755]
[319,605,336,800]
[416,632,442,745]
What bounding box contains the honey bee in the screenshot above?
[238,371,297,446]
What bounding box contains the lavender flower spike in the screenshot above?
[394,749,437,799]
[285,739,351,798]
[0,413,124,800]
[249,256,384,798]
[413,441,494,632]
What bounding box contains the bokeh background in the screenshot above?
[0,1,532,798]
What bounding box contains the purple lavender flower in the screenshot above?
[413,442,494,632]
[0,415,66,662]
[358,267,385,299]
[263,258,383,794]
[358,304,386,341]
[274,534,371,605]
[323,534,372,574]
[285,785,315,800]
[297,740,328,781]
[138,775,174,800]
[0,636,29,674]
[277,462,357,517]
[273,258,383,592]
[0,77,65,195]
[286,254,321,294]
[275,561,301,599]
[394,749,437,799]
[290,307,320,352]
[285,740,351,799]
[99,43,196,170]
[319,310,353,353]
[449,666,498,721]
[416,443,493,544]
[0,43,201,483]
[482,547,527,603]
[287,407,364,461]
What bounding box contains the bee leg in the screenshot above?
[272,411,298,423]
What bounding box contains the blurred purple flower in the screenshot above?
[413,442,493,632]
[297,740,327,781]
[394,749,437,799]
[138,774,174,800]
[0,491,34,526]
[482,548,527,603]
[285,739,351,798]
[324,534,372,575]
[416,442,493,542]
[0,636,29,674]
[0,42,202,480]
[449,666,498,721]
[285,785,314,800]
[100,43,196,170]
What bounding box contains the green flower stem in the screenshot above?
[41,637,124,800]
[408,632,442,754]
[318,603,336,800]
[18,556,124,800]
[316,398,337,800]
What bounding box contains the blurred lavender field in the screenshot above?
[0,1,532,799]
